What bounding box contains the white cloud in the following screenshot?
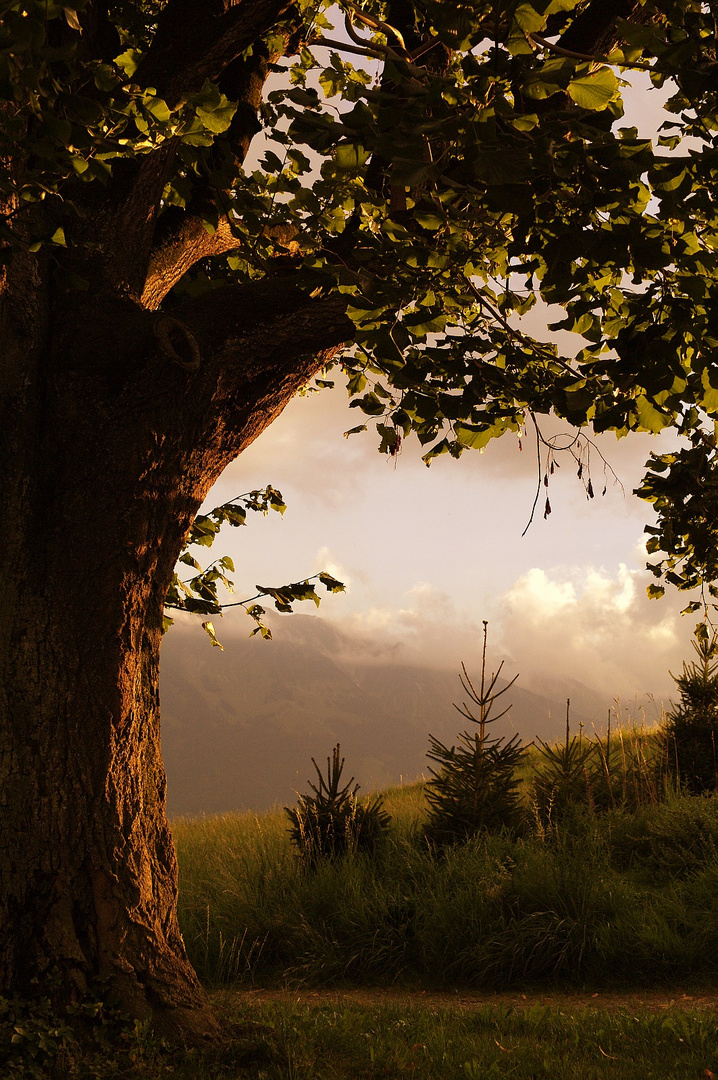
[502,567,576,620]
[494,564,686,699]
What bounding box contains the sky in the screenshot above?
[169,68,698,715]
[190,377,691,709]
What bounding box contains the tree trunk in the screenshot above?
[0,264,349,1036]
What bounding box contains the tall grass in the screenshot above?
[174,763,718,991]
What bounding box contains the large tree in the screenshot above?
[1,0,717,1038]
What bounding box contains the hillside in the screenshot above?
[158,615,656,816]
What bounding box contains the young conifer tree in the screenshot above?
[425,623,526,846]
[285,745,390,866]
[531,699,597,825]
[664,625,718,794]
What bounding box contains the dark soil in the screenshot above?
[222,987,718,1014]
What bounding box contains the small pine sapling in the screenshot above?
[424,622,526,846]
[285,744,390,866]
[531,699,597,826]
[663,624,718,794]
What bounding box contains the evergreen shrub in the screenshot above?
[530,700,596,826]
[285,745,390,867]
[664,624,718,794]
[424,623,526,846]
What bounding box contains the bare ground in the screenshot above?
[222,987,718,1014]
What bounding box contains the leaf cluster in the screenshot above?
[639,431,718,608]
[164,486,344,645]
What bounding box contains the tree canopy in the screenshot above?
[3,0,718,611]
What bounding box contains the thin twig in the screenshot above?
[529,32,654,71]
[522,412,543,537]
[309,35,384,60]
[461,274,576,377]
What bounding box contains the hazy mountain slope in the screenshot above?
[159,616,625,816]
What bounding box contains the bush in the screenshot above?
[285,745,390,867]
[663,624,718,794]
[606,791,718,881]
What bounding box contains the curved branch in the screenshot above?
[345,1,408,51]
[529,32,654,70]
[86,2,294,299]
[309,34,385,61]
[141,215,299,310]
[142,216,241,310]
[172,278,354,377]
[135,0,294,106]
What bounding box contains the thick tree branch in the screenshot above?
[101,8,289,303]
[135,0,293,106]
[140,43,277,308]
[131,280,354,494]
[141,217,240,310]
[171,278,354,379]
[141,215,299,310]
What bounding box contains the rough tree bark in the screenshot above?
[0,0,645,1039]
[0,249,350,1035]
[0,0,352,1036]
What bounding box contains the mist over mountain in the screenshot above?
[159,614,663,817]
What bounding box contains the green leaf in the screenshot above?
[634,395,673,433]
[647,583,665,599]
[700,368,718,415]
[454,421,492,451]
[513,3,545,33]
[319,66,344,98]
[114,49,141,77]
[334,143,369,170]
[568,68,619,111]
[63,7,82,31]
[522,73,565,100]
[189,81,238,134]
[202,621,224,650]
[318,572,345,593]
[144,95,172,123]
[403,311,448,336]
[414,211,445,230]
[196,99,236,134]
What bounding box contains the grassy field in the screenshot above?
[13,993,718,1079]
[174,768,718,992]
[202,994,718,1080]
[9,729,718,1078]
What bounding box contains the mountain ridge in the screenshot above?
[159,615,661,816]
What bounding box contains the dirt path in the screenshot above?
[221,987,718,1014]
